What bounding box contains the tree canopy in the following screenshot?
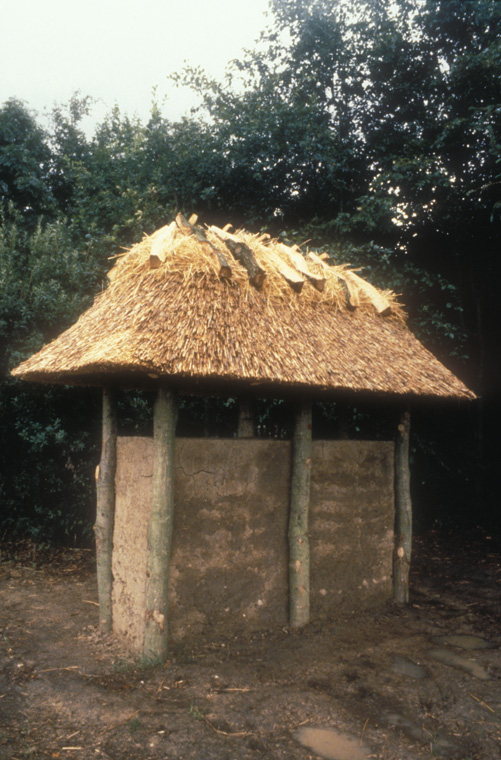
[0,0,499,541]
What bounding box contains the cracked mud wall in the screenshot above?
[112,438,394,650]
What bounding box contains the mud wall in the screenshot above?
[112,438,394,650]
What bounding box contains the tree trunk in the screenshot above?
[288,401,312,627]
[143,387,178,661]
[237,398,254,438]
[94,387,118,632]
[393,407,412,604]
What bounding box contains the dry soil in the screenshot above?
[0,531,500,760]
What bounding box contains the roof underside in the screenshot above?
[11,218,475,401]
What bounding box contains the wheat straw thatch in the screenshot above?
[11,218,475,400]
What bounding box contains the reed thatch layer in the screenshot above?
[105,223,402,317]
[11,220,475,401]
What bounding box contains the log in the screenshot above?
[175,212,194,236]
[305,252,360,308]
[306,250,339,289]
[288,401,312,627]
[307,251,393,313]
[94,387,118,632]
[143,388,178,661]
[210,225,266,289]
[175,213,232,279]
[305,250,330,269]
[277,243,326,292]
[305,252,359,308]
[393,407,412,604]
[106,264,119,283]
[336,273,360,310]
[342,270,392,315]
[149,221,178,269]
[265,249,305,293]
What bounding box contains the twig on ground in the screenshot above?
[294,719,312,727]
[202,715,251,737]
[469,693,495,713]
[361,717,369,744]
[214,686,251,693]
[38,666,80,673]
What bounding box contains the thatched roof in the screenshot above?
[11,215,475,400]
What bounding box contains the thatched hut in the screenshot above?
[12,214,474,659]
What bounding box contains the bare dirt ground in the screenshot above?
[0,530,500,760]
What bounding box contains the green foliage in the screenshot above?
[189,703,204,721]
[0,99,55,220]
[0,0,499,540]
[0,195,103,545]
[0,204,102,372]
[127,717,141,733]
[0,381,100,544]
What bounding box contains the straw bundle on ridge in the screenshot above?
[11,215,475,401]
[106,214,401,318]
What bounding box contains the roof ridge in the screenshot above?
[106,215,403,319]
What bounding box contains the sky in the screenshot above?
[0,0,272,129]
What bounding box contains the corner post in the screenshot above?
[95,387,118,632]
[143,387,178,661]
[288,400,312,627]
[393,406,412,603]
[237,398,254,438]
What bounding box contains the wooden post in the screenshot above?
[288,401,312,627]
[237,398,254,438]
[94,387,118,632]
[143,387,178,661]
[393,407,412,604]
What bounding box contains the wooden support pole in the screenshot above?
[393,407,412,604]
[143,387,178,662]
[237,398,254,438]
[288,401,312,628]
[94,387,118,632]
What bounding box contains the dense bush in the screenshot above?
[0,0,499,542]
